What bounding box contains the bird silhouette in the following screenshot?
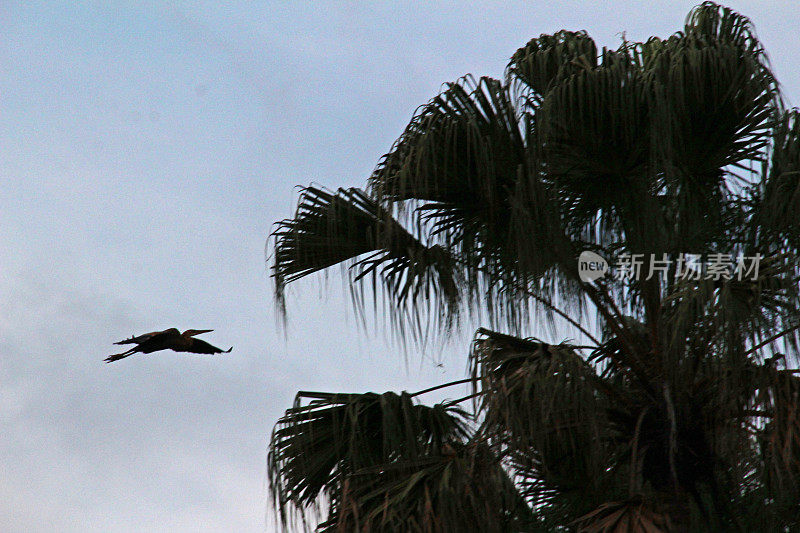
[105,328,232,363]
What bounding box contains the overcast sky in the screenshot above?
[2,2,799,532]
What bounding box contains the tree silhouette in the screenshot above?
[268,3,800,530]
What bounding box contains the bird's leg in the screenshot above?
[104,347,138,363]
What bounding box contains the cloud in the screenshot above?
[0,267,273,532]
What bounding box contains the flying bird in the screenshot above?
[105,328,232,363]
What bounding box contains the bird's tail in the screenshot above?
[104,348,136,363]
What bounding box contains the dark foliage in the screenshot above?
[269,3,800,530]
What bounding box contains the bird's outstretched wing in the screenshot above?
[114,329,169,345]
[187,338,233,354]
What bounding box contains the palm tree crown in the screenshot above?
[269,3,800,530]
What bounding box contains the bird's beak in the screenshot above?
[188,329,214,336]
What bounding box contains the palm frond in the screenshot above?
[661,251,800,368]
[267,390,470,530]
[322,442,537,533]
[653,37,776,179]
[470,328,614,521]
[758,110,800,250]
[573,498,670,533]
[271,186,460,328]
[368,75,578,331]
[507,30,598,104]
[685,2,769,54]
[536,57,656,245]
[369,77,526,268]
[750,367,800,509]
[644,4,778,257]
[370,76,524,208]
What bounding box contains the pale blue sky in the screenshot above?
[1,2,798,532]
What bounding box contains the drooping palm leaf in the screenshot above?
[662,252,799,360]
[322,442,537,533]
[470,328,615,523]
[758,110,800,250]
[746,363,800,495]
[268,390,470,530]
[507,30,598,104]
[272,186,460,328]
[648,4,778,256]
[536,56,655,244]
[369,76,525,264]
[371,76,523,207]
[368,75,585,332]
[572,498,670,533]
[663,4,777,178]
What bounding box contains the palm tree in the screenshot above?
[267,3,800,530]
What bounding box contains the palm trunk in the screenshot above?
[662,491,692,532]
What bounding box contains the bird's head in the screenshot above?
[182,329,213,337]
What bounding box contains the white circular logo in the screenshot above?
[578,251,608,282]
